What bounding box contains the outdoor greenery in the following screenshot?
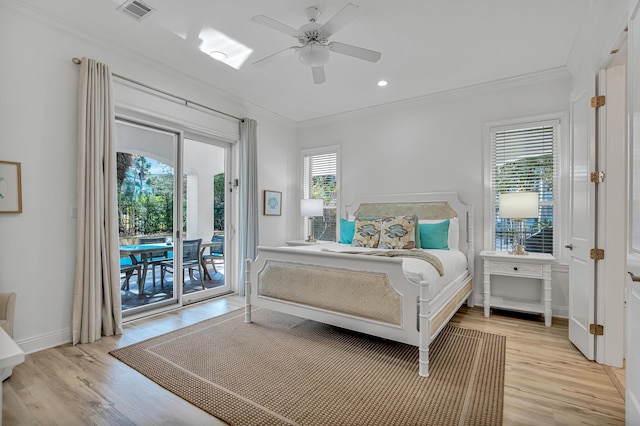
[311,175,337,241]
[117,153,175,236]
[495,153,553,229]
[213,172,225,230]
[494,153,553,192]
[495,153,554,253]
[117,154,225,237]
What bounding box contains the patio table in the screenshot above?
[120,241,222,289]
[120,243,173,291]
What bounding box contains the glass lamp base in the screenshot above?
[510,244,529,255]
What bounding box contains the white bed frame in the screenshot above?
[245,192,474,377]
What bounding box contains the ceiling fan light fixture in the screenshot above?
[298,44,330,67]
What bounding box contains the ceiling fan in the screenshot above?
[251,3,382,84]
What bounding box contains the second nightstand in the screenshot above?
[479,250,555,327]
[285,240,330,246]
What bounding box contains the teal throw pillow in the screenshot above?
[339,218,356,244]
[420,220,450,250]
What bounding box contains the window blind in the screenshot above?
[303,150,338,241]
[491,120,558,254]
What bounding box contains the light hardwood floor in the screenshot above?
[3,296,625,425]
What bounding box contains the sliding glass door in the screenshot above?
[181,138,231,304]
[116,119,232,315]
[116,119,180,315]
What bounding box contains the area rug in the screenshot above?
[110,309,505,425]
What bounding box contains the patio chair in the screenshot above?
[202,234,224,276]
[120,258,143,294]
[136,236,171,287]
[160,239,203,288]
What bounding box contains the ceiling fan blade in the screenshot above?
[320,3,359,36]
[252,47,298,68]
[329,41,381,62]
[251,15,299,38]
[312,66,326,84]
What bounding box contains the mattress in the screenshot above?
[283,242,468,298]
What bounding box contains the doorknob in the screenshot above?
[565,244,574,250]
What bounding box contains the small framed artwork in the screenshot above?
[264,190,282,216]
[0,161,22,214]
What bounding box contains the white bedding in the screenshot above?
[282,242,468,299]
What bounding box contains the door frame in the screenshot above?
[597,54,627,367]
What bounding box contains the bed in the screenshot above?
[245,192,474,377]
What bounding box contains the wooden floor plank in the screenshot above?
[2,296,625,425]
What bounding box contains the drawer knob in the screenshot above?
[513,266,518,271]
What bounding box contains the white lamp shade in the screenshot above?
[499,192,539,219]
[301,199,324,217]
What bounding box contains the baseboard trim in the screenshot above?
[16,329,71,355]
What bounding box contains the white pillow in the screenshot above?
[419,217,459,250]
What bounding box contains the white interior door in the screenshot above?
[567,80,598,360]
[627,3,640,422]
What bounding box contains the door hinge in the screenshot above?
[590,323,604,336]
[590,248,605,260]
[591,95,606,108]
[590,171,605,183]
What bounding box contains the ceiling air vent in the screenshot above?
[117,0,155,22]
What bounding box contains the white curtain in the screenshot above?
[72,57,122,344]
[238,118,259,295]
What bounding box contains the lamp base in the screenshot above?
[510,244,529,255]
[305,217,316,242]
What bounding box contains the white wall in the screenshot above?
[297,74,573,315]
[0,3,296,353]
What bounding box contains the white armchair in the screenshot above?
[0,292,16,338]
[0,292,20,382]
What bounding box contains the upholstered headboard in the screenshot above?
[353,201,457,221]
[342,192,474,275]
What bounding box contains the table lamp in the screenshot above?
[499,192,539,255]
[301,199,324,242]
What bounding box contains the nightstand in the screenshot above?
[285,240,329,246]
[479,250,555,326]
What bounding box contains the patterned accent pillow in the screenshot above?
[351,219,381,248]
[378,215,417,249]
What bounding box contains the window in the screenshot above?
[302,147,339,241]
[489,120,558,255]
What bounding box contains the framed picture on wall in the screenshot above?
[0,161,22,214]
[264,190,282,216]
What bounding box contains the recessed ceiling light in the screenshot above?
[209,51,228,61]
[377,80,388,87]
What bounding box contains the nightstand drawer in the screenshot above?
[490,261,543,278]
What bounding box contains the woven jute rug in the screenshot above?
[110,309,505,425]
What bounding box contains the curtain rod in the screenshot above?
[72,57,242,122]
